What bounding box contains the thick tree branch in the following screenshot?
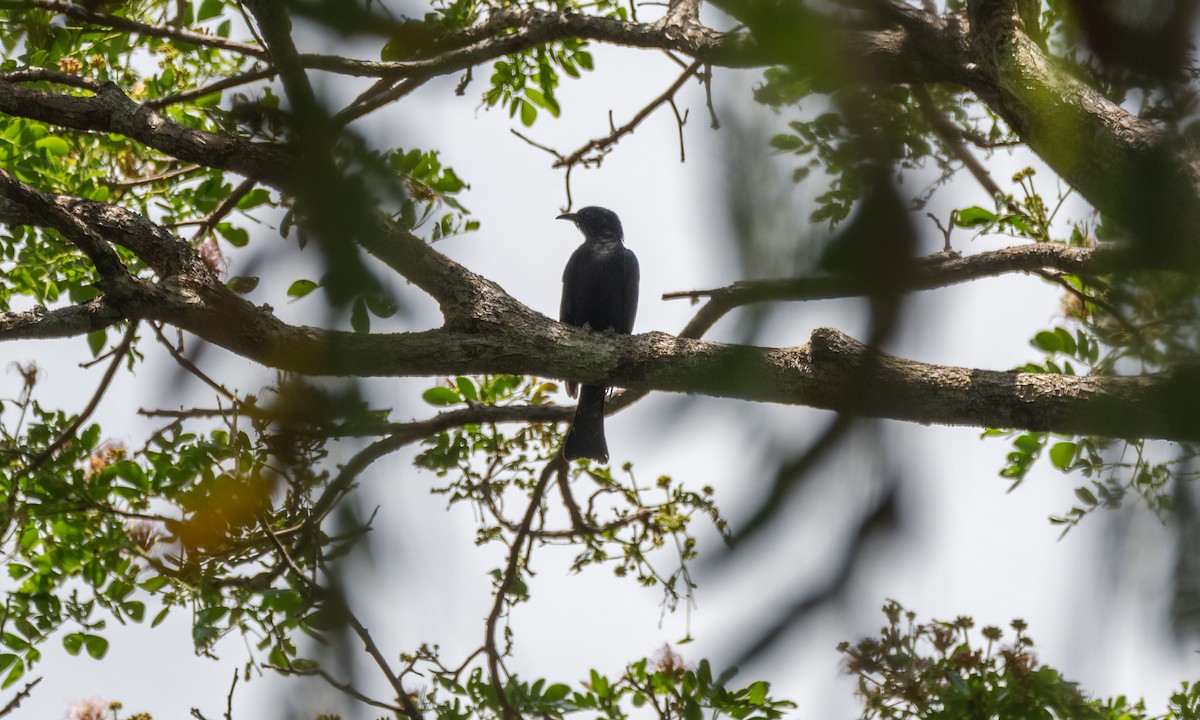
[960,0,1200,265]
[0,299,124,340]
[0,76,294,189]
[0,171,201,277]
[125,284,1200,442]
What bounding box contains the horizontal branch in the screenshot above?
[139,402,573,438]
[0,299,124,340]
[665,243,1116,337]
[99,272,1195,442]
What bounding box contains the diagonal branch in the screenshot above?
[553,59,703,171]
[665,243,1118,338]
[0,77,294,189]
[0,171,199,277]
[22,0,267,58]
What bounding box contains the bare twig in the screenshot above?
[333,76,430,127]
[18,322,137,479]
[258,517,423,719]
[189,177,258,244]
[701,63,719,129]
[510,129,565,162]
[151,323,238,402]
[911,84,1004,199]
[668,97,688,161]
[147,66,278,109]
[101,164,203,189]
[265,663,404,713]
[0,678,41,719]
[553,59,703,169]
[224,669,238,720]
[485,456,564,719]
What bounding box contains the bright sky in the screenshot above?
[3,5,1198,719]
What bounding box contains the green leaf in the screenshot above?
[1033,331,1062,353]
[1053,327,1076,355]
[422,386,460,406]
[83,634,109,659]
[287,279,319,299]
[455,376,478,402]
[151,607,170,628]
[62,632,84,656]
[236,188,271,210]
[351,296,370,334]
[542,683,570,702]
[198,0,223,21]
[122,600,145,622]
[86,329,106,357]
[519,99,537,126]
[35,136,69,156]
[1075,485,1098,506]
[226,276,259,294]
[216,222,249,247]
[1049,442,1076,470]
[2,659,23,689]
[769,134,803,151]
[364,292,398,318]
[953,206,998,228]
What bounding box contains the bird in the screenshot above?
[558,206,640,464]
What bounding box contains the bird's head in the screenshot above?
[557,206,623,242]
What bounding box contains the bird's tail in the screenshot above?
[563,384,608,463]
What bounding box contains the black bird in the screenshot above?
[558,206,639,463]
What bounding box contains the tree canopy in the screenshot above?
[0,0,1199,718]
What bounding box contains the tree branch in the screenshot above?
[24,0,267,58]
[666,243,1117,337]
[0,299,124,340]
[0,77,294,189]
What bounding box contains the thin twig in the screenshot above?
[259,518,422,719]
[266,663,404,713]
[147,66,278,109]
[151,323,238,402]
[101,164,203,189]
[668,97,688,161]
[485,456,564,720]
[189,178,257,244]
[911,84,1004,200]
[224,669,238,720]
[333,75,430,127]
[25,0,266,58]
[18,322,137,479]
[1032,269,1147,346]
[702,63,719,129]
[510,129,565,162]
[554,59,702,170]
[0,678,41,719]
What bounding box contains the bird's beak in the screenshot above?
[556,212,577,222]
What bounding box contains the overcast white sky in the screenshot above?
[4,4,1199,719]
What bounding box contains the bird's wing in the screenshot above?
[620,248,639,334]
[560,248,582,325]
